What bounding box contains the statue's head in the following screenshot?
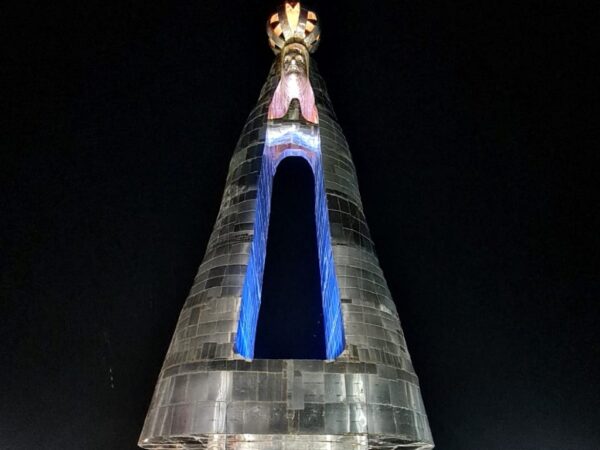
[282,43,308,76]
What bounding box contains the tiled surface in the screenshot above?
[139,59,433,449]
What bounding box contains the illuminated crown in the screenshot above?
[267,2,321,54]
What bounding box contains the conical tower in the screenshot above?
[139,3,434,449]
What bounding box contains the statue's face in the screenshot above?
[282,46,307,76]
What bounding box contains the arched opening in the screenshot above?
[254,156,326,359]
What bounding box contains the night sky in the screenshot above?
[2,1,598,449]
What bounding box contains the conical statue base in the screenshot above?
[139,3,434,449]
[139,359,432,449]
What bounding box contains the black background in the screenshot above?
[2,1,598,449]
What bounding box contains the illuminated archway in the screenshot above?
[254,156,325,359]
[235,123,344,360]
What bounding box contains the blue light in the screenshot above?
[235,123,345,360]
[313,155,345,359]
[235,155,274,359]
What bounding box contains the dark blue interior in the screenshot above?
[254,156,326,359]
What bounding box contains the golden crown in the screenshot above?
[267,2,321,54]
